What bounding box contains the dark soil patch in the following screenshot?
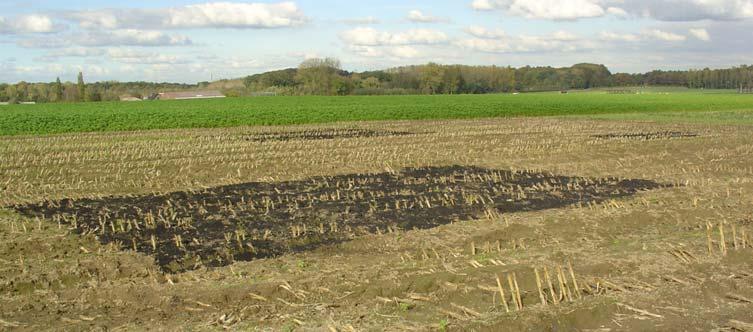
[592,131,699,140]
[11,166,666,273]
[245,129,416,142]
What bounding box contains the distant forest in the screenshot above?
[2,59,753,103]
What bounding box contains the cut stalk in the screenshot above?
[496,275,509,313]
[567,260,581,299]
[544,266,558,305]
[534,268,547,306]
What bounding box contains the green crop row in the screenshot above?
[1,92,752,136]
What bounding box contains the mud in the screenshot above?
[12,166,665,273]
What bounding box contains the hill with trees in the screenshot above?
[2,60,753,103]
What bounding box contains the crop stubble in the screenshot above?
[1,117,753,331]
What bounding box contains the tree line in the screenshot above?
[243,60,753,96]
[0,71,209,104]
[3,62,753,103]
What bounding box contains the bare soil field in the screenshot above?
[1,117,752,331]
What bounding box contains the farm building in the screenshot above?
[157,90,225,100]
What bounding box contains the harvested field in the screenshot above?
[591,131,699,140]
[1,117,753,331]
[12,166,664,272]
[244,129,415,142]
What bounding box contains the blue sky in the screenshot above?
[1,0,752,83]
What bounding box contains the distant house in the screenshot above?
[120,95,142,102]
[157,90,226,100]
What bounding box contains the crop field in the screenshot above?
[1,98,753,330]
[1,92,753,136]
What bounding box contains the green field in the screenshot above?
[1,92,752,136]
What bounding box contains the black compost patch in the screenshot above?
[592,131,699,140]
[12,166,666,273]
[244,129,415,142]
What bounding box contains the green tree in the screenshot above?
[295,58,343,95]
[54,77,64,102]
[77,72,86,102]
[441,66,464,94]
[5,84,19,104]
[419,63,444,94]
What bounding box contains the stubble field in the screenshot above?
[1,110,753,331]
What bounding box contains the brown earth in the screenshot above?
[1,117,752,331]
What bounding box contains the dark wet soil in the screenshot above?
[592,132,699,140]
[245,129,416,142]
[11,166,666,273]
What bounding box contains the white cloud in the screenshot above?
[456,38,512,53]
[552,30,579,41]
[390,46,420,58]
[621,0,753,21]
[643,29,687,41]
[18,29,192,48]
[465,26,506,39]
[472,0,753,21]
[599,31,641,42]
[600,29,688,42]
[86,30,192,47]
[36,47,106,61]
[606,7,629,17]
[339,27,448,46]
[407,10,450,23]
[0,14,57,34]
[348,45,421,59]
[4,62,109,79]
[689,28,711,41]
[471,0,496,10]
[472,0,607,20]
[64,1,306,30]
[457,30,584,53]
[106,49,190,65]
[340,27,445,59]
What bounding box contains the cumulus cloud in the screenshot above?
[53,47,106,57]
[599,31,642,42]
[620,0,753,21]
[471,0,753,21]
[457,30,584,53]
[465,26,507,38]
[606,7,629,17]
[339,27,448,46]
[600,29,688,42]
[0,14,57,34]
[84,30,192,47]
[17,29,192,48]
[471,0,496,11]
[552,30,579,41]
[63,1,306,30]
[407,10,450,23]
[340,27,446,59]
[471,0,607,20]
[348,45,421,58]
[689,28,711,41]
[106,49,190,65]
[642,29,687,41]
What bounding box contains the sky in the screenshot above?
[1,0,752,83]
